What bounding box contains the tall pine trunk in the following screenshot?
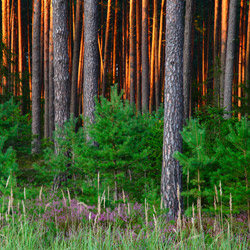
[52,0,70,134]
[224,0,237,119]
[84,0,99,132]
[49,0,55,139]
[70,0,82,117]
[32,0,41,153]
[219,0,229,107]
[161,0,184,219]
[142,0,149,112]
[44,0,50,138]
[102,0,112,96]
[183,0,194,121]
[129,0,135,104]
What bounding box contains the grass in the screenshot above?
[0,220,248,249]
[0,188,249,250]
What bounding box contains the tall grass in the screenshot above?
[0,188,249,250]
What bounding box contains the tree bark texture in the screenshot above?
[44,0,50,138]
[213,0,220,107]
[142,0,149,113]
[245,2,250,108]
[161,0,184,219]
[219,0,229,107]
[129,0,135,104]
[136,0,141,112]
[49,0,55,139]
[32,0,41,153]
[102,0,111,96]
[84,0,99,128]
[52,0,70,132]
[224,0,237,119]
[70,0,82,118]
[183,0,194,121]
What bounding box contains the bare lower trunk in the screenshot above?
[49,1,55,139]
[224,0,237,119]
[161,0,184,219]
[70,0,82,118]
[52,0,70,133]
[32,0,41,153]
[183,0,194,121]
[142,0,149,113]
[44,0,50,138]
[129,0,135,104]
[84,0,99,138]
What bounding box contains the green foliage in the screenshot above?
[174,109,250,215]
[39,86,163,205]
[0,136,17,191]
[0,98,31,155]
[214,118,250,213]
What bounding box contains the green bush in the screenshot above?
[39,86,163,205]
[174,111,250,216]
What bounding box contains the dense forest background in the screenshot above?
[0,0,250,248]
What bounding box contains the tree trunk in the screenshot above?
[32,0,41,153]
[149,0,157,113]
[17,0,23,96]
[161,0,184,219]
[70,0,82,118]
[219,0,229,107]
[129,0,135,104]
[224,0,237,119]
[246,0,250,108]
[213,0,220,107]
[84,0,99,134]
[102,0,112,96]
[113,0,118,85]
[2,0,7,93]
[136,0,141,112]
[183,0,194,121]
[44,0,50,138]
[52,0,70,134]
[142,0,149,112]
[49,0,55,139]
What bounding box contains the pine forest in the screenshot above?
[0,0,250,248]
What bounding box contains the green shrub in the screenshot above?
[174,112,250,216]
[39,86,163,205]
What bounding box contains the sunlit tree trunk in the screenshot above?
[213,0,220,107]
[183,0,194,121]
[113,0,118,85]
[142,0,149,112]
[129,0,135,104]
[44,0,50,138]
[27,0,32,101]
[10,1,15,94]
[32,0,41,153]
[136,0,141,111]
[238,0,245,120]
[70,0,82,117]
[161,0,184,219]
[149,0,157,112]
[102,0,112,96]
[219,0,229,107]
[2,0,7,94]
[224,0,237,119]
[40,0,44,98]
[245,0,250,108]
[49,1,55,139]
[158,0,165,105]
[18,0,23,96]
[84,0,99,134]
